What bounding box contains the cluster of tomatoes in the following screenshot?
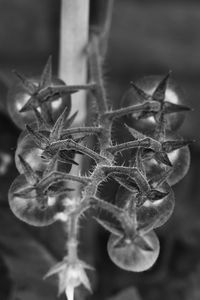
[6,58,191,276]
[105,74,191,272]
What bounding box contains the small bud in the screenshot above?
[45,258,93,300]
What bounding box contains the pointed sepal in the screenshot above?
[162,139,193,153]
[26,125,49,149]
[13,70,36,94]
[13,186,36,199]
[154,151,172,167]
[18,155,38,185]
[164,101,191,114]
[152,72,171,102]
[39,56,52,90]
[148,169,172,188]
[64,111,78,129]
[94,217,123,236]
[124,124,146,140]
[136,235,154,251]
[130,82,151,101]
[33,108,51,130]
[50,106,70,142]
[146,189,169,202]
[43,152,59,177]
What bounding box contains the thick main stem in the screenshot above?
[67,213,79,262]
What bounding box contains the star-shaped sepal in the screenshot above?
[14,56,95,114]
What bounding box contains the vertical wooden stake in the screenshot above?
[59,0,90,124]
[59,0,90,196]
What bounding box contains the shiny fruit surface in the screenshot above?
[15,130,76,175]
[107,230,160,272]
[8,174,62,226]
[15,132,49,174]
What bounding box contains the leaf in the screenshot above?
[0,208,58,300]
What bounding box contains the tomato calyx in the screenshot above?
[13,56,76,113]
[130,72,190,120]
[14,56,96,114]
[161,139,194,152]
[25,107,81,166]
[125,123,191,167]
[14,155,74,202]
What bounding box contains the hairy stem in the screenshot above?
[89,35,108,114]
[48,139,109,163]
[38,171,91,192]
[102,101,161,120]
[61,126,102,138]
[90,196,123,217]
[102,166,150,193]
[67,213,79,262]
[107,138,151,154]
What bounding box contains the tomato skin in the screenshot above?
[7,77,71,130]
[107,230,160,272]
[8,174,62,226]
[15,132,49,175]
[15,131,76,175]
[167,145,190,185]
[122,75,186,132]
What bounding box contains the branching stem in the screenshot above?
[107,138,151,154]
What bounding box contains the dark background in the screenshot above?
[0,1,200,300]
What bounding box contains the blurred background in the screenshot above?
[0,0,200,299]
